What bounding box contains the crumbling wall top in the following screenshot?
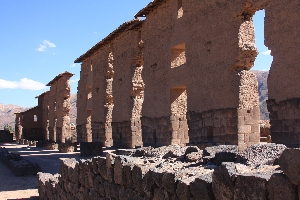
[46,71,74,86]
[74,19,143,63]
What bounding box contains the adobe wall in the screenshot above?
[265,0,300,147]
[21,106,43,141]
[139,0,260,149]
[73,0,264,150]
[91,46,109,145]
[76,62,93,142]
[48,81,58,142]
[14,112,22,141]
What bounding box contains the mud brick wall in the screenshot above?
[267,99,300,147]
[38,145,300,200]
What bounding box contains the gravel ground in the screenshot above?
[0,142,95,200]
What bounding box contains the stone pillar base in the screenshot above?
[58,143,77,153]
[80,142,102,156]
[45,142,58,150]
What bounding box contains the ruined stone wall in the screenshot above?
[14,113,22,141]
[76,62,90,142]
[40,93,50,141]
[37,145,300,200]
[265,0,300,147]
[55,76,72,143]
[91,47,109,145]
[21,106,43,141]
[48,82,58,142]
[139,0,260,148]
[111,30,143,148]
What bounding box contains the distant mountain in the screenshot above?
[0,103,28,130]
[0,71,270,131]
[252,70,269,120]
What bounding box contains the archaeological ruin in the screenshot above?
[7,0,300,199]
[14,71,76,152]
[75,0,263,151]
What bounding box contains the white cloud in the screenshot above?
[93,31,98,34]
[262,50,271,55]
[37,45,46,52]
[70,63,76,68]
[37,40,56,52]
[70,78,79,83]
[0,78,46,90]
[43,40,56,48]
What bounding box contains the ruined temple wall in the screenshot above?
[111,30,141,148]
[55,75,72,143]
[90,47,109,143]
[21,106,43,141]
[140,0,260,147]
[266,0,300,102]
[112,30,140,122]
[48,82,58,142]
[76,62,90,142]
[40,93,50,141]
[265,1,300,147]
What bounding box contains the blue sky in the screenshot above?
[0,1,272,107]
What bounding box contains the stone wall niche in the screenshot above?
[171,43,186,68]
[170,86,189,146]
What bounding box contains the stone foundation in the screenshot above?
[80,142,102,156]
[142,116,173,147]
[267,98,300,147]
[112,121,135,148]
[91,122,106,144]
[37,145,300,200]
[45,142,58,150]
[58,143,77,153]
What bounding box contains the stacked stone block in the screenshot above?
[38,144,300,200]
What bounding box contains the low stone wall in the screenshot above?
[0,147,41,176]
[37,144,300,200]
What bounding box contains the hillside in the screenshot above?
[0,103,28,130]
[252,70,269,120]
[0,71,270,130]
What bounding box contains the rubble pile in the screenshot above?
[38,144,300,200]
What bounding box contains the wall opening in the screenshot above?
[171,43,186,68]
[252,9,272,120]
[170,85,188,145]
[34,115,37,122]
[87,86,92,99]
[177,0,183,19]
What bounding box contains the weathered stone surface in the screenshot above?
[212,162,237,200]
[267,172,298,200]
[190,172,215,200]
[237,143,286,167]
[203,145,238,165]
[279,148,300,185]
